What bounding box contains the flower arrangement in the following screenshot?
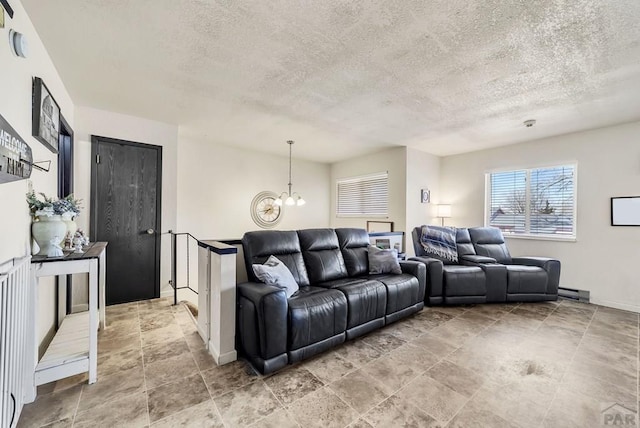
[26,191,83,219]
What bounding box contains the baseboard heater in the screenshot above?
[558,286,590,303]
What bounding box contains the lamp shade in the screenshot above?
[436,204,452,218]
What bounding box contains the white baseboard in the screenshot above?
[208,341,237,365]
[72,303,89,313]
[590,297,640,314]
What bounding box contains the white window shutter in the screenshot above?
[337,172,389,217]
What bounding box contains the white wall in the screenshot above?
[176,133,331,240]
[331,147,407,233]
[441,121,640,312]
[73,106,179,297]
[0,0,75,349]
[405,148,441,256]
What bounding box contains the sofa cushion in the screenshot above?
[243,230,310,287]
[287,286,348,350]
[368,273,421,315]
[316,277,387,330]
[468,227,512,264]
[252,255,299,298]
[298,229,348,284]
[335,228,370,277]
[506,265,547,294]
[368,246,402,274]
[337,280,387,329]
[443,265,486,297]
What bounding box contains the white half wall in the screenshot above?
[0,0,75,349]
[331,147,407,234]
[405,148,441,256]
[440,121,640,312]
[176,133,331,240]
[73,106,179,297]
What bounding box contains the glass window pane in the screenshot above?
[529,165,575,236]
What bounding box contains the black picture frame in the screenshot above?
[0,0,14,19]
[366,221,394,233]
[32,77,60,154]
[611,196,640,226]
[421,188,431,204]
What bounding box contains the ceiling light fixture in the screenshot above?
[274,140,305,207]
[524,119,536,128]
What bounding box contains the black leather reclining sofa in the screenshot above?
[237,228,426,374]
[410,226,560,305]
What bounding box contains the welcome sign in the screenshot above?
[0,113,32,184]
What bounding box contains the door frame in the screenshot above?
[58,115,74,316]
[58,115,74,198]
[90,135,163,300]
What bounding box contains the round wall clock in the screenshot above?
[250,191,282,229]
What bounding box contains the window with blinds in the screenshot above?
[486,165,576,238]
[336,172,389,217]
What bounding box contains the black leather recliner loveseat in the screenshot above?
[410,226,560,305]
[237,228,426,374]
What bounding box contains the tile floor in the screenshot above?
[18,298,638,427]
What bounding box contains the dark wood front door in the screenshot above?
[90,136,162,305]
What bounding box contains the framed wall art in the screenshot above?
[421,188,431,204]
[32,77,60,153]
[0,0,13,19]
[611,196,640,226]
[366,220,394,233]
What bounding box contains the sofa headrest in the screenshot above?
[468,227,511,264]
[468,227,505,244]
[297,229,347,284]
[335,228,369,249]
[411,227,424,256]
[297,228,340,251]
[336,228,370,277]
[242,230,310,287]
[455,228,476,256]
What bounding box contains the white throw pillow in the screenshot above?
[252,255,299,298]
[368,245,402,275]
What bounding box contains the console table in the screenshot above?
[26,242,107,401]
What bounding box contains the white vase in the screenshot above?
[61,212,78,244]
[32,215,67,256]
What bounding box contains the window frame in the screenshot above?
[484,163,578,241]
[336,171,389,218]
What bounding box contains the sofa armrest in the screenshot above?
[475,263,507,302]
[399,260,426,302]
[460,254,497,265]
[511,257,561,295]
[408,257,443,304]
[237,281,288,361]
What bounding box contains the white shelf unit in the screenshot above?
[35,312,90,385]
[26,243,107,404]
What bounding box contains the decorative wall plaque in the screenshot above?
[0,113,32,184]
[32,77,60,153]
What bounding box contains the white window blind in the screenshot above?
[336,172,388,217]
[488,170,527,234]
[486,165,576,238]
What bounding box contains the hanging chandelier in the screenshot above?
[275,140,306,207]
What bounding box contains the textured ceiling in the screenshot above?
[22,0,640,162]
